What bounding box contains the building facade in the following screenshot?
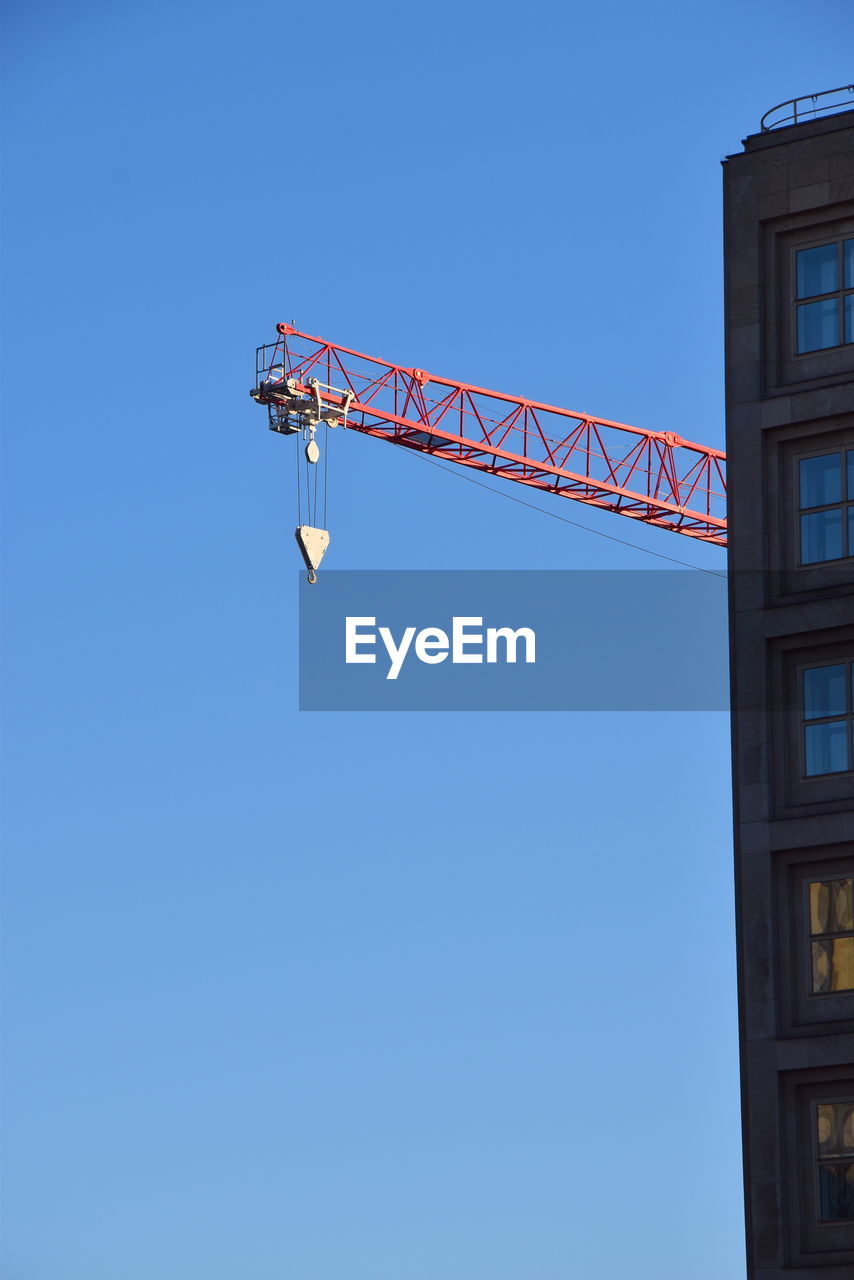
[725,104,854,1277]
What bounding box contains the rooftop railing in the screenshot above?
[761,84,854,132]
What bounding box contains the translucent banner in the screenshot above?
[298,570,729,711]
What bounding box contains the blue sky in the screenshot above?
[2,3,852,1277]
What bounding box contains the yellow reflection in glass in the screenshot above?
[811,881,831,934]
[818,1104,835,1150]
[835,879,854,932]
[813,940,831,992]
[816,1103,854,1156]
[832,937,854,992]
[844,1106,854,1154]
[810,878,854,936]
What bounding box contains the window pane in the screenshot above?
[811,880,832,933]
[814,942,834,988]
[804,665,847,719]
[818,1104,835,1150]
[819,1161,854,1221]
[848,451,854,501]
[798,298,840,352]
[813,938,833,990]
[818,1102,854,1155]
[805,721,850,776]
[800,453,842,507]
[832,938,854,991]
[849,506,854,559]
[801,509,843,563]
[846,293,854,344]
[797,243,839,298]
[813,939,854,993]
[845,239,854,290]
[808,878,853,934]
[831,879,854,932]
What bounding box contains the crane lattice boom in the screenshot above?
[251,324,727,547]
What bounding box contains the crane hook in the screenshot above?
[307,568,317,585]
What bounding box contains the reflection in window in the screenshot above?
[817,1101,854,1220]
[798,450,854,564]
[804,665,847,719]
[801,454,843,507]
[798,244,838,297]
[799,298,839,352]
[796,238,854,354]
[810,878,854,993]
[802,661,854,777]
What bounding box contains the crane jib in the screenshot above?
[251,325,728,579]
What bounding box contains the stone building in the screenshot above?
[725,95,854,1277]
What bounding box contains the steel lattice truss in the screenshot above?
[252,324,727,546]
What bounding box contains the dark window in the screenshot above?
[802,661,854,776]
[817,1101,854,1221]
[798,450,854,563]
[810,878,854,993]
[796,238,854,354]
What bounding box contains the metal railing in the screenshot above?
[761,84,854,132]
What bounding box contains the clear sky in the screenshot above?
[2,3,852,1277]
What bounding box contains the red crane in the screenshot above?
[250,323,727,578]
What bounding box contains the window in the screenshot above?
[817,1101,854,1221]
[796,238,854,353]
[780,859,854,1035]
[802,661,854,776]
[810,878,854,993]
[798,450,854,563]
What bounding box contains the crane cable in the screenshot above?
[397,446,728,580]
[287,363,330,535]
[291,372,332,584]
[296,424,328,530]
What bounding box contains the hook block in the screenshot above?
[295,525,330,575]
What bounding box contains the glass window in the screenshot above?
[817,1101,854,1220]
[798,244,839,298]
[805,721,849,776]
[801,510,843,563]
[804,665,847,719]
[810,878,854,994]
[798,298,839,352]
[798,450,854,565]
[800,454,843,507]
[795,238,854,354]
[802,661,854,777]
[811,878,854,934]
